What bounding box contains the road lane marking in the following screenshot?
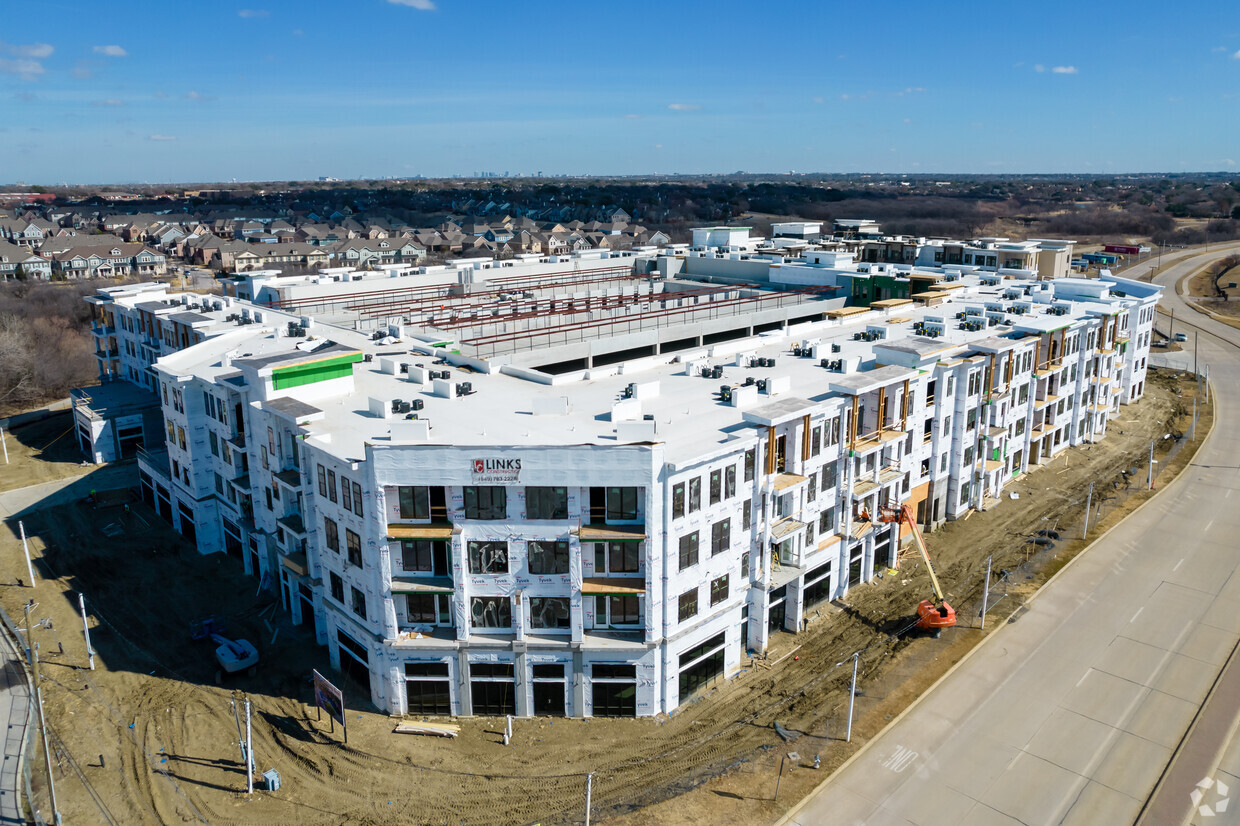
[1076,670,1091,688]
[1131,607,1145,623]
[1205,520,1215,532]
[881,745,918,773]
[1174,558,1185,572]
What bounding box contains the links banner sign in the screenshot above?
[472,458,521,483]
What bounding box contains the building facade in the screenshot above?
[76,242,1161,721]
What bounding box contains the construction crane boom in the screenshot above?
[878,504,956,633]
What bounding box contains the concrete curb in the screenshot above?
[775,378,1224,825]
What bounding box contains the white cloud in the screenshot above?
[667,103,700,111]
[2,42,53,58]
[292,28,304,35]
[1233,49,1240,59]
[387,0,436,8]
[95,99,125,106]
[72,63,92,79]
[93,45,128,57]
[1034,64,1045,72]
[148,134,177,141]
[812,96,825,104]
[623,113,642,119]
[0,58,45,80]
[238,9,269,17]
[1052,65,1078,74]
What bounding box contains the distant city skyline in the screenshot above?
[3,0,1239,184]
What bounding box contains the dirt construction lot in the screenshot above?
[0,368,1211,826]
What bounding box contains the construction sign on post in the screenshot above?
[312,669,346,742]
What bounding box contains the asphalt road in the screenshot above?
[779,246,1240,826]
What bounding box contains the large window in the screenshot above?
[679,631,726,700]
[709,470,722,505]
[678,588,699,622]
[400,540,445,574]
[744,448,755,481]
[606,487,639,521]
[346,529,362,569]
[463,486,506,520]
[526,487,568,520]
[725,466,737,500]
[324,517,339,553]
[688,478,701,513]
[350,586,367,620]
[530,597,571,630]
[672,483,685,519]
[710,519,730,555]
[398,486,430,520]
[470,597,511,629]
[678,532,699,571]
[528,540,569,574]
[329,572,344,603]
[470,662,515,715]
[468,541,509,574]
[710,574,729,606]
[595,541,640,574]
[406,593,450,624]
[596,594,640,627]
[592,664,637,717]
[405,662,451,716]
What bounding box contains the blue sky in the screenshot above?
[3,0,1239,184]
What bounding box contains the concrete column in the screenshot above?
[514,647,529,717]
[457,651,472,716]
[572,648,585,717]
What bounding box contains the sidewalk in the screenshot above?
[0,621,30,825]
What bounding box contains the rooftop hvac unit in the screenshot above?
[711,365,724,379]
[398,401,411,414]
[719,385,733,402]
[456,382,474,396]
[831,343,842,353]
[391,399,402,413]
[820,358,831,368]
[744,376,756,387]
[757,379,769,393]
[411,399,424,411]
[363,353,373,362]
[399,363,409,374]
[623,383,636,399]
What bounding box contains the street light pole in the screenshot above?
[846,651,860,742]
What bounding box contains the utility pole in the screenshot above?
[1,426,8,464]
[31,644,61,826]
[980,556,993,629]
[1169,308,1174,340]
[1083,482,1094,540]
[846,651,860,742]
[1194,331,1199,379]
[584,772,593,826]
[79,593,95,670]
[244,697,254,795]
[20,521,35,587]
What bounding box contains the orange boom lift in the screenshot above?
[879,504,957,635]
